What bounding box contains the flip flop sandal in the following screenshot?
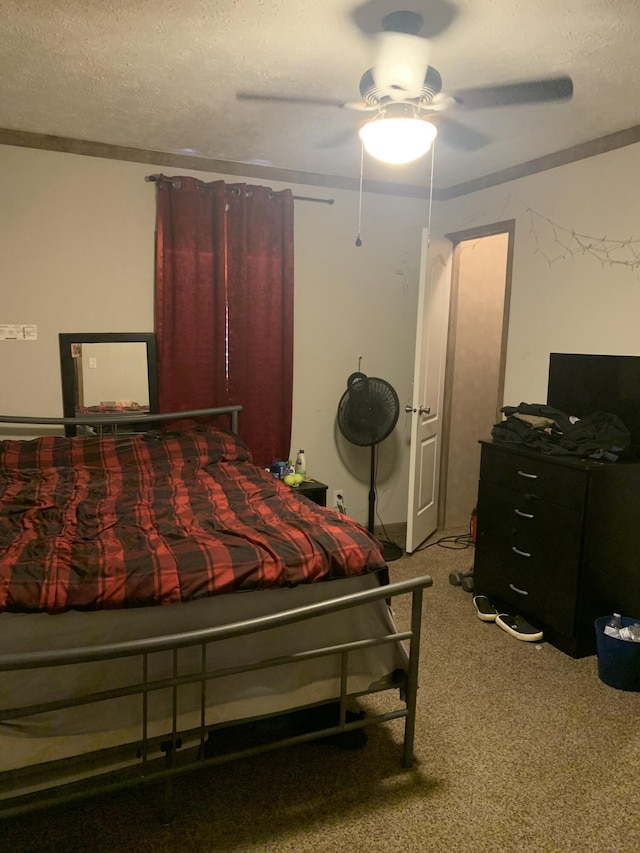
[495,613,544,642]
[473,595,498,622]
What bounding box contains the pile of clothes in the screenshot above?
[492,402,631,460]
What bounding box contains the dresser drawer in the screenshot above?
[476,480,584,571]
[474,550,578,635]
[479,443,588,510]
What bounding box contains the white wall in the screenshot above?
[436,143,640,408]
[6,141,639,531]
[0,144,428,526]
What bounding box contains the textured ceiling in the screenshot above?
[2,0,640,190]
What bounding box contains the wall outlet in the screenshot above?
[333,490,346,512]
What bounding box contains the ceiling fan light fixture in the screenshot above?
[359,116,437,164]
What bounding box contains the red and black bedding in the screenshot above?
[0,426,387,614]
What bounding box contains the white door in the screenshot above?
[405,231,453,553]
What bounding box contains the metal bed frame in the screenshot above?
[0,575,432,821]
[0,408,433,820]
[0,405,243,437]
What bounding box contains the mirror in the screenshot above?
[59,333,159,436]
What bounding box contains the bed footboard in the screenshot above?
[0,575,432,821]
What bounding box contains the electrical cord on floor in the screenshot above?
[375,512,401,550]
[373,445,402,552]
[412,514,475,553]
[369,445,475,555]
[413,532,472,552]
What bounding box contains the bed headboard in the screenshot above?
[0,406,243,437]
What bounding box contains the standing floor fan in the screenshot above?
[337,372,403,562]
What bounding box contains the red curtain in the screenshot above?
[154,177,294,466]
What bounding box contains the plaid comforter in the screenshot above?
[0,428,387,614]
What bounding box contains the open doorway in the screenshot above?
[439,220,515,529]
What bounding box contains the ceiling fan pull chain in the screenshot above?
[426,139,436,249]
[355,142,364,247]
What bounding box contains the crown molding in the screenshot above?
[437,124,640,200]
[3,124,640,202]
[0,129,433,200]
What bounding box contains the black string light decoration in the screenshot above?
[527,204,640,271]
[464,193,640,274]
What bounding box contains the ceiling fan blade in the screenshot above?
[431,114,491,151]
[449,76,573,110]
[236,92,376,111]
[317,128,359,150]
[237,92,349,108]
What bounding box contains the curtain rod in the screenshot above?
[145,174,334,205]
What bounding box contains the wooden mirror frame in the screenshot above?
[59,332,159,437]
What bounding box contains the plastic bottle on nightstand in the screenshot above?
[294,449,306,478]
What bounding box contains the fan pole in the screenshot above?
[368,446,376,533]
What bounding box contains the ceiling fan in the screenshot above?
[236,9,573,164]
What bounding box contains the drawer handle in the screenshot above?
[514,508,534,519]
[517,470,538,480]
[509,583,529,596]
[511,546,532,557]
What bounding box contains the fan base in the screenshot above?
[380,540,404,563]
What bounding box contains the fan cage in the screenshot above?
[337,378,400,447]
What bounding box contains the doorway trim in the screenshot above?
[437,219,516,528]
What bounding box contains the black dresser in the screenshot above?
[473,440,640,657]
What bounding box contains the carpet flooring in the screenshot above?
[3,528,639,853]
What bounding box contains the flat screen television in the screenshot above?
[547,353,640,451]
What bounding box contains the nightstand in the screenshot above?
[288,479,328,507]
